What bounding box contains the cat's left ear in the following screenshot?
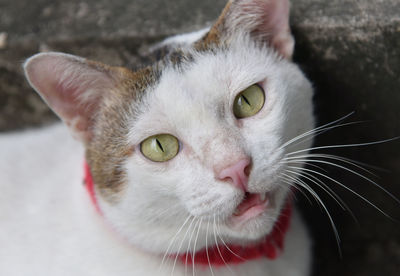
[24,52,126,144]
[200,0,294,59]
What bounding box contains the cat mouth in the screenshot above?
[231,192,270,225]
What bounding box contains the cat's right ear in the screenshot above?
[24,52,119,144]
[199,0,294,59]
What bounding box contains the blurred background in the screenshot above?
[0,0,399,275]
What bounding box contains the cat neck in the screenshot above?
[83,162,293,266]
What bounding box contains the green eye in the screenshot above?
[140,134,179,162]
[233,84,265,119]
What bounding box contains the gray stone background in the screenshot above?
[0,0,399,275]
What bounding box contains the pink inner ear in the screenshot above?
[260,0,294,59]
[235,0,294,59]
[24,53,111,142]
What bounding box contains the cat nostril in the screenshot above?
[217,158,252,191]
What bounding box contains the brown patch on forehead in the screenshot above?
[86,65,159,202]
[167,49,194,67]
[141,42,194,70]
[194,1,232,51]
[149,47,195,71]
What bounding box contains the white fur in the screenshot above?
[151,28,210,51]
[2,1,315,274]
[98,33,314,252]
[0,125,310,275]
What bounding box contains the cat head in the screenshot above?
[24,0,314,254]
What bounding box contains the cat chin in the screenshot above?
[217,187,290,242]
[221,213,276,242]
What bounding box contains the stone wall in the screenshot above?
[1,0,399,275]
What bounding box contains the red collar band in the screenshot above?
[176,202,292,266]
[84,162,292,266]
[84,162,101,214]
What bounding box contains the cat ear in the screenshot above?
[201,0,294,59]
[24,52,119,143]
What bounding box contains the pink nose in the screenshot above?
[217,159,252,191]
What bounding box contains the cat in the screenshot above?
[0,0,315,275]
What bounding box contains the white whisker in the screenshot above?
[205,221,215,276]
[212,215,236,275]
[286,137,399,157]
[284,168,358,223]
[283,121,366,151]
[170,216,197,276]
[282,153,379,177]
[185,218,200,275]
[192,218,203,276]
[285,158,400,205]
[281,172,322,208]
[287,165,394,219]
[284,167,349,212]
[277,112,355,150]
[278,175,314,204]
[159,215,192,271]
[215,217,246,262]
[281,172,342,253]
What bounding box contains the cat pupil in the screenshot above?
[241,95,251,106]
[156,139,164,152]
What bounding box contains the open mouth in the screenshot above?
[232,192,270,224]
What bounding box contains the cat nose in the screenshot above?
[217,158,252,191]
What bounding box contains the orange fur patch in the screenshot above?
[195,1,232,51]
[86,65,159,202]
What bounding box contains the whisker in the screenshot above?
[215,217,247,262]
[287,165,395,220]
[185,218,201,275]
[309,153,391,173]
[192,218,203,276]
[285,158,400,205]
[212,215,236,275]
[283,121,366,151]
[283,168,348,211]
[277,112,355,151]
[284,160,329,173]
[170,216,198,276]
[281,172,342,253]
[282,153,379,177]
[278,175,314,204]
[159,215,192,270]
[281,172,323,209]
[286,137,399,157]
[205,221,215,276]
[284,168,358,223]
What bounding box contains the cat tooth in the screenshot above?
[260,192,270,202]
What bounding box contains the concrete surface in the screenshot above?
[0,0,399,275]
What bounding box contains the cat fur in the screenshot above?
[0,0,314,275]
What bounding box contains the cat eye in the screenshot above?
[233,84,265,119]
[140,134,179,162]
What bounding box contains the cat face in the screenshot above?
[24,0,314,254]
[100,36,314,252]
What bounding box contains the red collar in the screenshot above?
[84,162,101,213]
[84,162,292,266]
